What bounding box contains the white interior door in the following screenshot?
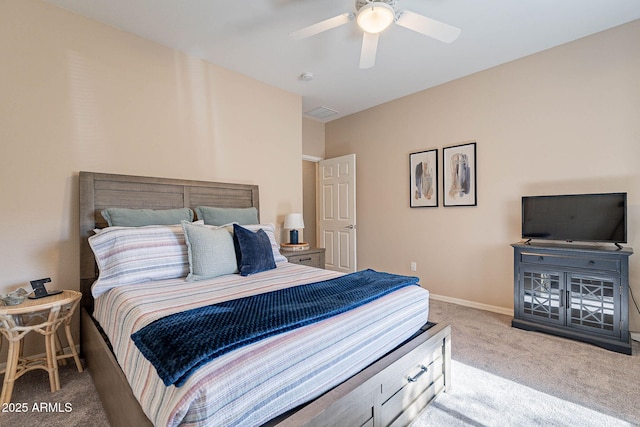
[318,154,356,272]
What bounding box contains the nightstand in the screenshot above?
[0,290,83,404]
[282,247,326,269]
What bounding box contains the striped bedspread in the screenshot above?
[93,262,430,426]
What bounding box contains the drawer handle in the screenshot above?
[588,260,595,265]
[538,256,544,261]
[298,257,312,262]
[407,365,428,383]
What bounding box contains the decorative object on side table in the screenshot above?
[29,277,63,299]
[280,242,310,251]
[0,289,84,404]
[284,213,305,244]
[0,288,30,306]
[281,247,326,269]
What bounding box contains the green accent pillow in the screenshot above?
[182,222,238,281]
[195,206,258,226]
[102,207,193,227]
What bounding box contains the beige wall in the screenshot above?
[302,160,317,248]
[0,0,302,344]
[302,117,326,159]
[326,21,640,323]
[301,117,325,247]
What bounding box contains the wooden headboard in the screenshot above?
[79,171,259,312]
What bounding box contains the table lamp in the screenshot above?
[284,213,304,244]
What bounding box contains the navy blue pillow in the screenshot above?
[233,224,276,276]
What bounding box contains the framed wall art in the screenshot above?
[443,142,477,207]
[410,149,438,207]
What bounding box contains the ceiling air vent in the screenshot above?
[304,106,339,120]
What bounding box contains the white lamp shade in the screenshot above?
[284,213,305,229]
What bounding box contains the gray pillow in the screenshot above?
[102,207,193,227]
[181,222,238,281]
[195,206,258,226]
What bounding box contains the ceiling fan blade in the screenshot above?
[289,13,354,39]
[396,10,461,43]
[359,32,379,69]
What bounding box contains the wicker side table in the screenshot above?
[0,290,83,404]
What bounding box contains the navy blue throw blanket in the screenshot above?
[131,269,419,387]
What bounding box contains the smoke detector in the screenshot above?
[299,72,314,81]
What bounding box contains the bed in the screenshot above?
[79,171,451,426]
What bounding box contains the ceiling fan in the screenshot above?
[289,0,462,69]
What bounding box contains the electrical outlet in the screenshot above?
[410,261,417,272]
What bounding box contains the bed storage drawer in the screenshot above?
[294,389,376,427]
[379,340,445,426]
[270,323,451,427]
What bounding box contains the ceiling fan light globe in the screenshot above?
[356,3,395,34]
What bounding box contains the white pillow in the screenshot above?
[242,224,288,263]
[89,224,189,298]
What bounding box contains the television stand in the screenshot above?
[511,242,633,354]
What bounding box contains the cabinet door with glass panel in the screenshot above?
[518,267,623,338]
[519,267,564,327]
[567,273,621,338]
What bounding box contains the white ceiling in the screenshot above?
[44,0,640,122]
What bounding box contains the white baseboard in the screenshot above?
[430,293,514,317]
[630,332,640,342]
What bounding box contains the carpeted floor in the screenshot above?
[1,299,639,426]
[0,362,109,426]
[414,360,633,427]
[418,299,640,426]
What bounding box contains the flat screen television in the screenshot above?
[521,192,627,245]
